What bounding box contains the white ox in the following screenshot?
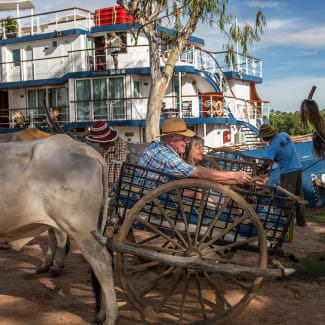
[0,134,118,325]
[0,128,69,277]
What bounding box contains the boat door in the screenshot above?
[0,91,9,128]
[94,36,106,70]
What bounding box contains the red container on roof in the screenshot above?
[95,5,135,26]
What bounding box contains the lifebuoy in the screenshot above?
[215,100,224,117]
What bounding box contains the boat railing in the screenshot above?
[1,93,238,129]
[210,51,263,78]
[6,105,69,129]
[1,92,270,130]
[0,8,93,39]
[224,96,269,123]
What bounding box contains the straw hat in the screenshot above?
[256,124,277,138]
[86,121,118,143]
[161,118,195,137]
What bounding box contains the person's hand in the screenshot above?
[250,176,268,186]
[235,171,253,184]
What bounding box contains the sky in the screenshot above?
[1,0,325,113]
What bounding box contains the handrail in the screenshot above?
[0,7,93,23]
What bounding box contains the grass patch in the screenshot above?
[290,254,325,280]
[307,213,325,224]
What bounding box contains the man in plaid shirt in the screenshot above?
[139,118,253,186]
[86,121,127,194]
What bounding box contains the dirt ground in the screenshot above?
[1,219,325,325]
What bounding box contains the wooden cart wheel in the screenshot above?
[116,179,267,324]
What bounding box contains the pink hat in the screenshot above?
[86,121,118,143]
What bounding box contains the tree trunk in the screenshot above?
[145,39,189,143]
[144,16,200,143]
[145,79,167,143]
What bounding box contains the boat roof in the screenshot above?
[0,0,35,11]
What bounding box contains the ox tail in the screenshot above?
[99,156,109,235]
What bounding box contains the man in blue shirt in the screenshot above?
[138,118,253,186]
[257,124,306,226]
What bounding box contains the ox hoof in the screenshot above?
[92,317,105,324]
[47,269,62,278]
[36,266,50,274]
[92,313,106,324]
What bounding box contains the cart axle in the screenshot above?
[91,231,295,278]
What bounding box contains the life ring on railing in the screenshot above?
[243,107,248,118]
[215,100,224,117]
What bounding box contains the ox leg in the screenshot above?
[36,228,57,274]
[74,235,118,325]
[48,230,68,278]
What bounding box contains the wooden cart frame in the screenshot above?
[93,157,301,325]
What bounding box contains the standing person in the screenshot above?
[257,124,306,226]
[183,136,204,166]
[86,120,128,194]
[105,32,123,69]
[138,118,252,186]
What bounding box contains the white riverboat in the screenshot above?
[0,0,270,148]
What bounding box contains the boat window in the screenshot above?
[93,78,108,120]
[57,87,67,122]
[27,88,68,125]
[76,79,91,120]
[12,49,21,67]
[28,90,37,109]
[48,88,57,107]
[108,77,124,119]
[133,80,140,98]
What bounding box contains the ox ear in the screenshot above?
[42,95,65,134]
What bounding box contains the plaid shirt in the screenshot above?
[94,138,128,194]
[138,142,195,186]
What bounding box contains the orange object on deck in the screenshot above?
[95,6,135,26]
[201,92,224,117]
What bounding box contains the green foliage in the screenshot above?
[121,0,265,66]
[2,16,17,34]
[290,255,325,280]
[268,109,325,136]
[307,212,325,224]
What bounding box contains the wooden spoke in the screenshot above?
[176,188,192,246]
[137,234,160,245]
[156,268,184,313]
[128,261,161,274]
[125,240,184,255]
[139,266,176,298]
[179,272,191,321]
[203,272,232,310]
[202,213,250,249]
[198,197,230,248]
[135,215,185,251]
[153,198,189,248]
[194,188,207,245]
[224,273,251,291]
[195,273,207,320]
[208,236,259,253]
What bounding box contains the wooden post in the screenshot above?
[308,85,317,100]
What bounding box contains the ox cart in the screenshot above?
[93,152,303,325]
